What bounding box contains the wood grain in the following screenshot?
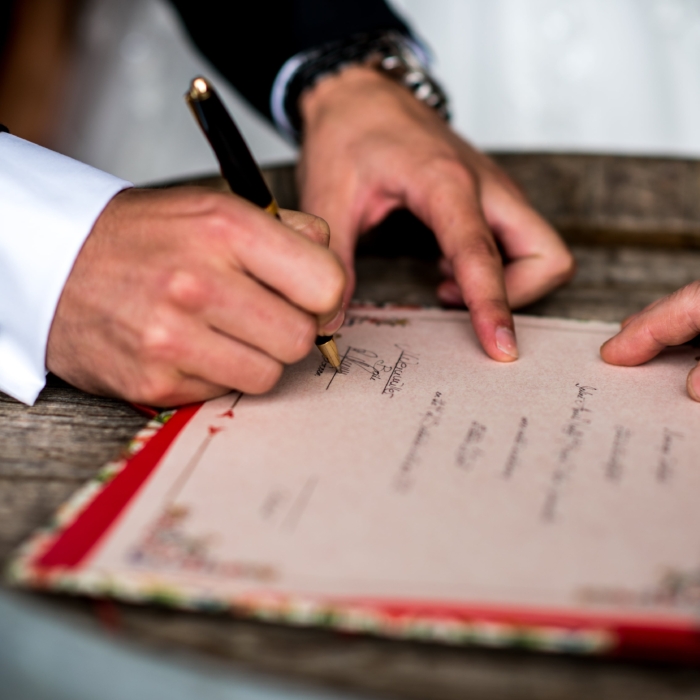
[491,153,700,247]
[175,153,700,247]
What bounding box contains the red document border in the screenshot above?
[22,401,700,662]
[36,403,202,569]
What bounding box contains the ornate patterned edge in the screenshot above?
[6,410,176,583]
[5,421,615,656]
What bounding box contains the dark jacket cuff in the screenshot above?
[170,0,411,123]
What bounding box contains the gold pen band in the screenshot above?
[265,199,280,218]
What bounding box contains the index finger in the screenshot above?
[601,282,700,366]
[219,197,345,317]
[407,163,517,362]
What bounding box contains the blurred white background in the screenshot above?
[56,0,700,185]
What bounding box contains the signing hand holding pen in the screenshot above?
[46,188,345,407]
[298,66,575,362]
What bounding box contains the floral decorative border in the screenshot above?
[6,410,176,583]
[5,402,617,656]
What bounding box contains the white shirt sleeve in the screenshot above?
[0,133,132,405]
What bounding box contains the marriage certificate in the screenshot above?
[11,309,700,659]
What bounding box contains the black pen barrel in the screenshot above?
[188,88,274,211]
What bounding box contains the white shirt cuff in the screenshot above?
[0,134,132,405]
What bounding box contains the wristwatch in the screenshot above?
[271,30,450,142]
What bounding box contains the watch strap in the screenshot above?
[271,30,449,142]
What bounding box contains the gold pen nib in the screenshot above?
[316,336,341,369]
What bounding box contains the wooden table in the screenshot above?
[3,154,700,700]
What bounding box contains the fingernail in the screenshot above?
[321,308,345,335]
[687,366,700,402]
[495,326,519,359]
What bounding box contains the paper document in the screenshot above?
[12,308,700,656]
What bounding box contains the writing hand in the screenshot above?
[299,67,574,362]
[46,188,345,406]
[601,282,700,401]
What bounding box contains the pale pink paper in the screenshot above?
[85,310,700,621]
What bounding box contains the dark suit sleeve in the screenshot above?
[0,0,18,69]
[169,0,411,122]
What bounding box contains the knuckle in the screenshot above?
[204,211,234,242]
[139,323,177,363]
[200,199,240,244]
[551,249,577,284]
[167,270,208,310]
[459,235,501,263]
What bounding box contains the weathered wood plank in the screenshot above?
[171,155,700,247]
[0,478,83,562]
[354,246,700,322]
[492,153,700,247]
[522,245,700,320]
[0,375,148,481]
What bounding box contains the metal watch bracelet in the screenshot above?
[280,30,450,141]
